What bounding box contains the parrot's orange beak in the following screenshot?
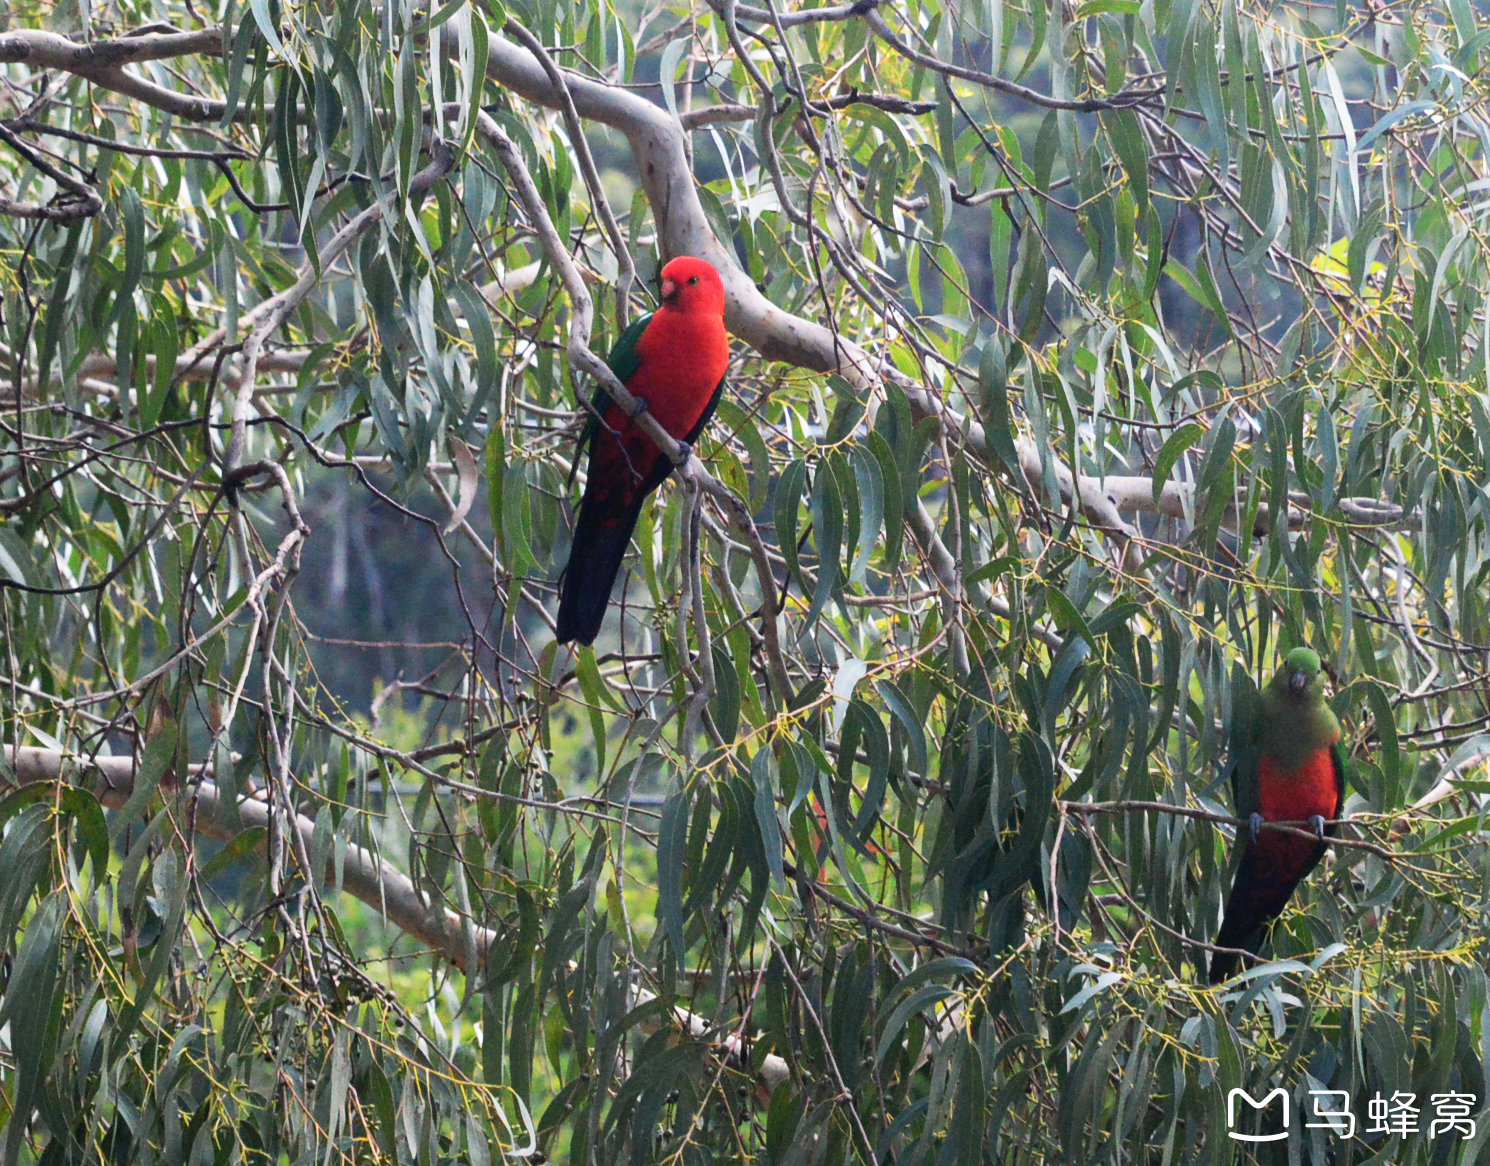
[660,277,679,302]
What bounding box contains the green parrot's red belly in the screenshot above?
[1254,750,1340,872]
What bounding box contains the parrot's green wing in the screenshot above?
[1228,751,1258,820]
[1226,666,1262,819]
[586,312,650,421]
[568,311,651,485]
[1328,737,1348,824]
[603,310,649,385]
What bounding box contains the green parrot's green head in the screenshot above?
[1256,647,1342,768]
[1274,647,1325,702]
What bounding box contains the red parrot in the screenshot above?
[555,256,730,645]
[1208,647,1347,983]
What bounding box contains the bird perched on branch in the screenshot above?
[1209,647,1347,983]
[555,256,730,646]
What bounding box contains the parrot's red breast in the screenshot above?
[1256,749,1341,817]
[1238,748,1344,919]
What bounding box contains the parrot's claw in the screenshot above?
[630,395,650,418]
[1310,814,1327,840]
[675,439,694,465]
[1249,812,1264,843]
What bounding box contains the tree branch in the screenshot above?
[0,25,223,68]
[0,25,230,122]
[474,25,1394,555]
[1,742,793,1087]
[3,743,482,963]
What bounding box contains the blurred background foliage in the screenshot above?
[3,0,1490,1161]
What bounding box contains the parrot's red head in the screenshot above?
[658,256,725,317]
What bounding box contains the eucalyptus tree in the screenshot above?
[2,0,1489,1161]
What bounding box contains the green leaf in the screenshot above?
[847,445,884,587]
[1151,422,1203,505]
[1102,108,1149,214]
[866,432,905,573]
[113,725,179,839]
[751,747,784,891]
[453,281,498,429]
[876,679,929,777]
[503,459,537,571]
[1357,679,1399,791]
[843,699,889,842]
[109,188,146,331]
[1011,227,1049,342]
[1168,258,1228,326]
[248,0,285,53]
[716,398,773,512]
[876,985,957,1068]
[775,458,809,599]
[1044,588,1096,650]
[1193,18,1228,168]
[1076,0,1141,14]
[199,826,268,881]
[805,459,843,631]
[35,223,82,400]
[58,786,109,883]
[573,648,609,774]
[656,785,689,958]
[657,37,688,124]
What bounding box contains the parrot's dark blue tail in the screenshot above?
[1208,902,1269,984]
[555,496,646,645]
[1207,840,1322,983]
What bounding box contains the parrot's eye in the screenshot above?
[688,275,699,285]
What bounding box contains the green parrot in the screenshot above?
[1209,647,1347,983]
